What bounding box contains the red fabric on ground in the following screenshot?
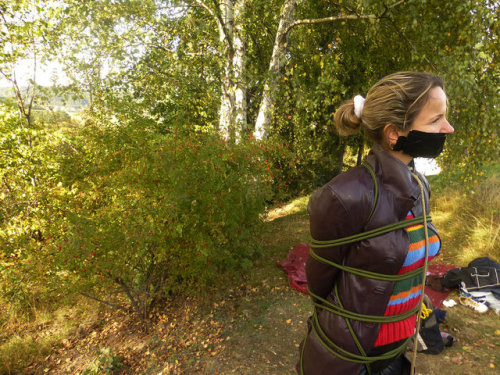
[278,244,459,307]
[427,264,459,278]
[425,264,459,308]
[277,243,310,294]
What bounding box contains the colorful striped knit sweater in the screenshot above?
[373,211,441,347]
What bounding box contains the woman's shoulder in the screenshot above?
[313,165,375,204]
[308,165,375,225]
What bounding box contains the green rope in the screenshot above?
[310,215,431,248]
[309,249,425,282]
[299,161,431,373]
[299,334,308,375]
[410,172,431,375]
[361,160,378,224]
[334,283,372,374]
[310,310,409,364]
[309,287,420,323]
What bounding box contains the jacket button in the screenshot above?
[385,257,396,263]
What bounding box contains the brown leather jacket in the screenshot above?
[298,145,437,375]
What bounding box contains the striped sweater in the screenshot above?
[373,211,441,347]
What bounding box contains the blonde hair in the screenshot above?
[334,72,444,147]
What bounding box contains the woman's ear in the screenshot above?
[383,124,404,148]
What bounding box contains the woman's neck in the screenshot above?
[387,149,413,165]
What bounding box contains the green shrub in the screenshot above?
[0,102,68,317]
[0,101,290,318]
[254,136,298,202]
[43,123,274,317]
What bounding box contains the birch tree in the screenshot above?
[253,0,407,140]
[195,0,247,142]
[253,0,297,140]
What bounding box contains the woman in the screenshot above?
[298,72,454,375]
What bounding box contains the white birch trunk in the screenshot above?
[217,0,247,143]
[233,0,247,141]
[218,0,235,141]
[253,0,297,140]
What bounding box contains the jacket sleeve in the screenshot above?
[306,185,357,299]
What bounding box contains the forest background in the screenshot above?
[0,0,498,373]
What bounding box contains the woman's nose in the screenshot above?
[441,119,454,134]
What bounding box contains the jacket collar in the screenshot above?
[366,144,422,203]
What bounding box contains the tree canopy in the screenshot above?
[20,0,494,178]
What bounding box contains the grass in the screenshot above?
[428,169,499,265]
[0,299,101,374]
[1,166,499,374]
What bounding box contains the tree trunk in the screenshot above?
[251,1,406,140]
[218,0,235,140]
[253,0,297,140]
[217,0,248,143]
[233,0,247,141]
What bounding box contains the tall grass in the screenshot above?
[0,299,101,375]
[429,164,499,265]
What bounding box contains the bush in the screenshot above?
[253,136,299,202]
[43,123,274,317]
[0,102,68,317]
[0,102,289,319]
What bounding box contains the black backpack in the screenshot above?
[441,257,500,293]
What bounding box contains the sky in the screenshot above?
[0,59,70,88]
[415,158,442,176]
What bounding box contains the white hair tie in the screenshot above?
[353,95,365,119]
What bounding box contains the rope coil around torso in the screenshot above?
[299,162,431,375]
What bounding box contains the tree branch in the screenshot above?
[26,39,37,125]
[78,291,129,312]
[114,276,142,316]
[191,0,234,52]
[389,0,408,10]
[281,14,374,43]
[281,0,409,42]
[193,0,215,18]
[210,0,234,52]
[0,8,33,128]
[2,174,13,193]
